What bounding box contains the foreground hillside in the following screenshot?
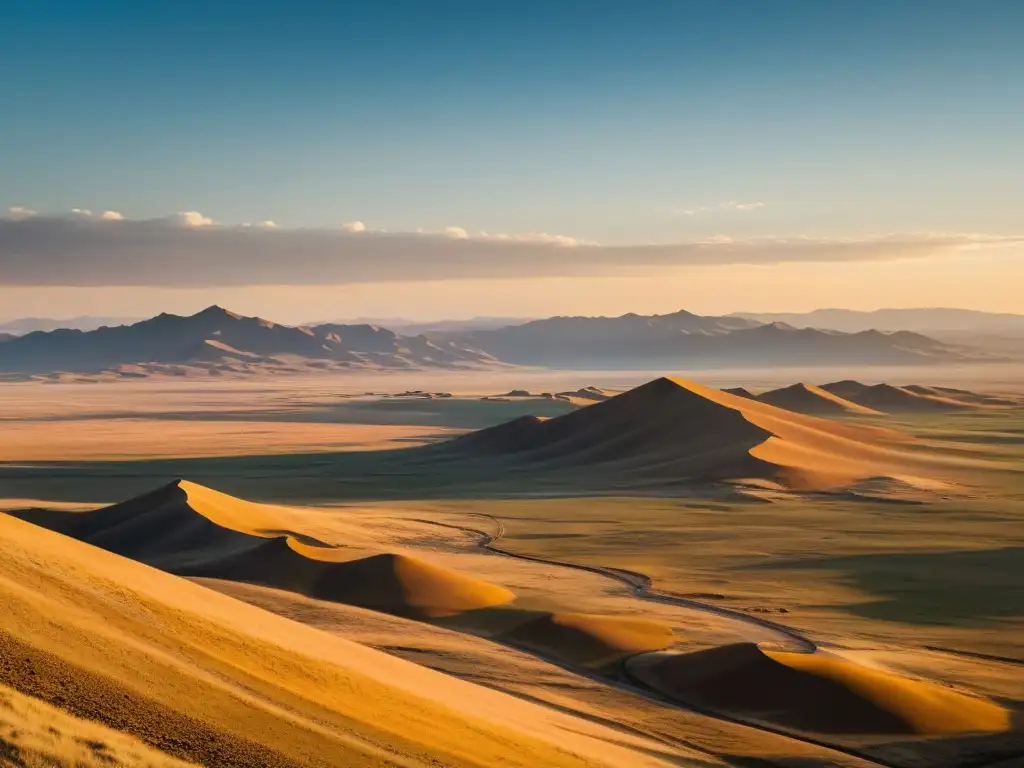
[0,509,684,767]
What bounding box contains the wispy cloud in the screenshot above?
[7,206,36,220]
[676,201,766,216]
[0,209,1019,287]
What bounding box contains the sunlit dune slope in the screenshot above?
[756,383,882,415]
[15,480,515,618]
[451,376,937,490]
[629,643,1009,737]
[0,512,675,767]
[191,541,515,618]
[504,612,674,668]
[821,381,975,412]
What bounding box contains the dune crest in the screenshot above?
[504,612,674,668]
[15,480,515,618]
[629,643,1009,736]
[191,539,515,618]
[756,383,883,415]
[821,381,974,412]
[452,376,939,490]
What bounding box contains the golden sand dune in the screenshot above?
[629,643,1009,737]
[193,541,515,618]
[756,383,883,415]
[722,386,755,399]
[17,480,515,618]
[821,381,975,412]
[504,612,674,668]
[454,377,939,490]
[0,512,677,767]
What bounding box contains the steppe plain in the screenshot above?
[1,366,1022,768]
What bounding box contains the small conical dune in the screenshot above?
[756,383,882,415]
[188,540,514,618]
[454,414,545,453]
[629,643,1009,736]
[820,381,973,412]
[902,384,1017,407]
[504,613,674,668]
[15,480,515,618]
[722,386,755,399]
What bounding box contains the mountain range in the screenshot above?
[0,306,997,378]
[440,310,985,369]
[0,315,145,335]
[731,308,1024,334]
[0,306,497,378]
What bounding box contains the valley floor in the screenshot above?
[1,373,1022,767]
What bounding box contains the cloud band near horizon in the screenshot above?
[1,212,1020,287]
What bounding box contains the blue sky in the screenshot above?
[1,1,1022,319]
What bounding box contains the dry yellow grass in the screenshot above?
[0,682,198,767]
[0,511,682,767]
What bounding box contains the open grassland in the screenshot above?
[1,374,1022,767]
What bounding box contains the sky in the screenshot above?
[1,1,1022,322]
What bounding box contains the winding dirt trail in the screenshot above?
[415,513,816,652]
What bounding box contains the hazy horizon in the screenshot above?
[3,300,1024,328]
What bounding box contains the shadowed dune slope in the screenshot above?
[629,643,1009,737]
[821,381,975,412]
[902,384,1019,407]
[186,539,515,618]
[14,480,515,618]
[0,512,672,768]
[504,613,674,668]
[722,386,755,399]
[756,383,882,416]
[450,377,935,490]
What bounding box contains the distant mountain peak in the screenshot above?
[192,305,244,321]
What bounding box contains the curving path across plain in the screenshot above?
[415,512,816,653]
